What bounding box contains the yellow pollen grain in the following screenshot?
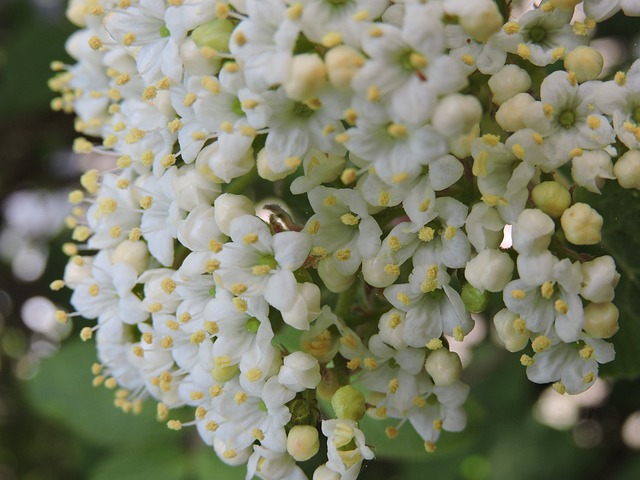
[233,297,248,312]
[426,338,443,350]
[148,302,162,313]
[532,132,544,144]
[341,213,359,226]
[161,278,176,294]
[252,428,265,441]
[234,391,248,405]
[287,2,303,19]
[124,128,145,144]
[413,396,426,407]
[167,118,182,133]
[234,31,246,46]
[344,108,358,125]
[453,326,464,342]
[615,72,626,86]
[482,135,499,147]
[418,227,435,242]
[364,357,378,370]
[541,281,554,299]
[190,331,206,344]
[157,77,171,90]
[517,43,531,60]
[444,226,457,240]
[161,336,174,348]
[132,345,144,357]
[183,92,197,107]
[387,123,408,139]
[532,335,551,353]
[368,26,383,37]
[122,32,136,46]
[139,196,153,209]
[307,219,320,235]
[552,47,566,61]
[392,172,408,184]
[520,354,535,367]
[204,321,219,335]
[231,283,248,295]
[397,292,411,306]
[73,137,93,154]
[387,314,402,329]
[366,85,381,102]
[201,76,220,94]
[583,372,595,384]
[425,441,437,453]
[195,407,206,420]
[117,154,133,168]
[321,31,342,48]
[336,249,351,261]
[384,264,400,276]
[245,367,263,382]
[88,36,103,50]
[240,126,256,137]
[376,406,387,418]
[512,143,525,160]
[554,299,569,314]
[206,420,219,431]
[378,191,390,206]
[503,21,520,34]
[243,233,258,244]
[323,195,337,207]
[385,426,399,439]
[553,382,566,395]
[387,235,401,251]
[346,358,361,370]
[142,85,157,100]
[165,319,179,330]
[223,62,239,73]
[587,115,601,130]
[543,103,554,118]
[80,327,93,341]
[179,312,192,323]
[418,198,431,212]
[579,346,594,360]
[167,420,182,431]
[334,132,350,144]
[567,71,578,86]
[252,264,272,275]
[353,9,369,21]
[513,318,527,333]
[242,99,258,110]
[115,72,130,85]
[511,289,527,299]
[388,378,399,393]
[129,227,142,241]
[210,384,223,397]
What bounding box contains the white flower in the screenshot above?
[322,419,374,480]
[583,0,640,22]
[580,255,620,303]
[278,352,321,392]
[464,249,514,293]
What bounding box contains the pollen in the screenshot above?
[88,36,103,50]
[413,396,426,407]
[132,345,144,357]
[73,137,93,154]
[307,219,320,235]
[286,3,302,20]
[567,71,577,86]
[582,372,595,384]
[321,31,343,48]
[167,420,182,431]
[615,72,626,86]
[116,179,129,189]
[344,108,358,125]
[179,312,192,323]
[252,264,272,275]
[579,346,594,360]
[503,21,520,34]
[552,382,566,395]
[323,195,337,207]
[512,143,525,160]
[334,133,350,144]
[252,428,265,441]
[346,358,361,370]
[587,115,601,130]
[340,333,358,348]
[366,85,381,102]
[543,103,554,118]
[368,26,383,37]
[388,314,402,329]
[434,419,443,430]
[231,283,248,295]
[245,367,263,382]
[50,279,65,291]
[167,118,182,133]
[385,426,399,439]
[388,378,399,394]
[461,54,475,66]
[204,321,219,335]
[148,302,162,313]
[387,235,401,251]
[142,332,153,344]
[190,331,207,344]
[68,190,84,204]
[453,326,465,342]
[161,154,176,168]
[165,319,179,330]
[210,384,223,397]
[511,289,527,299]
[124,128,145,144]
[233,297,248,312]
[444,226,457,240]
[364,357,378,370]
[117,154,133,168]
[341,213,359,226]
[552,47,566,61]
[206,420,219,431]
[541,281,554,299]
[378,191,390,206]
[513,318,527,333]
[532,335,551,353]
[391,172,409,183]
[532,132,544,144]
[336,249,351,261]
[161,336,174,348]
[418,227,435,242]
[353,9,369,21]
[517,43,531,60]
[426,338,443,350]
[208,239,223,252]
[387,123,408,139]
[80,327,93,341]
[234,391,248,405]
[520,354,535,367]
[482,134,500,147]
[243,233,259,244]
[554,299,569,314]
[122,33,136,46]
[384,264,400,276]
[375,406,387,418]
[201,76,220,94]
[129,227,142,241]
[396,292,411,306]
[418,199,431,212]
[139,196,153,210]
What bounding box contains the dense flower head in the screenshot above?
[50,0,639,477]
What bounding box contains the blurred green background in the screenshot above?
[0,1,639,479]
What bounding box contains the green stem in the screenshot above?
[223,166,257,195]
[334,280,358,319]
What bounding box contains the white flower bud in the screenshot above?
[284,54,327,101]
[287,425,320,462]
[583,302,619,339]
[614,150,640,189]
[561,203,603,245]
[488,65,532,105]
[378,309,407,350]
[213,438,252,466]
[174,166,221,212]
[111,240,149,275]
[281,282,322,330]
[424,348,462,386]
[257,148,299,181]
[495,93,535,132]
[512,209,555,254]
[564,46,604,83]
[325,45,364,89]
[580,255,620,303]
[493,308,529,352]
[464,249,514,293]
[531,181,572,218]
[278,352,321,392]
[318,257,356,293]
[178,206,225,252]
[445,0,503,42]
[432,94,483,138]
[571,150,614,193]
[213,194,255,236]
[313,464,341,480]
[362,256,399,288]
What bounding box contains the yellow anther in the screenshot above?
[167,118,182,133]
[321,31,342,48]
[215,1,229,17]
[161,154,176,168]
[122,32,136,46]
[161,278,176,294]
[418,226,435,242]
[388,378,399,393]
[517,43,531,60]
[426,338,443,350]
[554,299,569,314]
[72,226,91,242]
[579,346,594,360]
[243,233,258,244]
[190,331,207,344]
[231,283,248,295]
[91,363,103,375]
[552,47,566,61]
[311,246,326,258]
[552,382,566,395]
[425,441,437,453]
[234,31,246,46]
[444,226,457,240]
[503,21,520,34]
[334,132,350,144]
[409,52,427,69]
[204,321,219,335]
[307,219,320,235]
[615,72,626,86]
[105,378,118,389]
[285,156,301,169]
[210,384,223,397]
[352,9,369,21]
[364,357,378,370]
[453,326,464,342]
[323,195,337,207]
[240,125,256,137]
[366,85,381,102]
[165,319,179,330]
[344,108,358,125]
[512,144,525,160]
[124,127,145,144]
[368,26,383,37]
[223,449,237,459]
[192,131,207,141]
[387,235,402,251]
[346,358,361,370]
[68,190,84,205]
[387,314,402,329]
[341,333,358,348]
[375,406,387,418]
[391,172,409,184]
[195,406,206,419]
[92,375,105,387]
[167,420,182,431]
[223,62,239,73]
[511,289,527,299]
[461,54,475,66]
[252,264,272,275]
[587,115,601,130]
[378,191,390,206]
[396,292,411,306]
[73,137,93,154]
[341,213,359,226]
[532,132,544,144]
[482,134,500,147]
[532,335,551,353]
[336,249,351,261]
[116,154,133,168]
[322,124,337,136]
[252,428,265,441]
[520,354,535,367]
[234,391,248,405]
[132,345,144,357]
[384,264,400,276]
[541,281,554,299]
[115,72,130,85]
[161,336,174,348]
[513,318,527,333]
[387,123,408,139]
[80,327,93,341]
[139,196,153,209]
[543,103,554,118]
[385,426,399,439]
[129,227,142,241]
[88,36,103,50]
[148,302,162,313]
[232,297,248,312]
[245,367,263,382]
[433,419,444,430]
[583,372,595,384]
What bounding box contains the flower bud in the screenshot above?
[583,302,619,339]
[464,249,514,293]
[257,148,299,181]
[213,194,255,235]
[287,425,320,462]
[564,46,604,83]
[461,283,489,313]
[580,256,620,303]
[495,93,535,132]
[561,203,603,245]
[531,181,572,218]
[313,464,341,480]
[432,94,483,138]
[512,208,555,254]
[210,361,240,383]
[424,348,462,386]
[318,257,356,293]
[446,0,503,42]
[488,65,532,105]
[571,150,614,193]
[325,45,364,89]
[331,385,366,421]
[362,256,399,288]
[493,308,529,352]
[279,352,321,392]
[281,282,322,330]
[284,54,327,101]
[614,150,640,190]
[191,19,235,52]
[111,240,149,275]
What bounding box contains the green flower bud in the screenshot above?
[531,181,572,218]
[461,283,489,313]
[331,385,366,421]
[191,19,235,52]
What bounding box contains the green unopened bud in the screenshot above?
[210,361,239,383]
[191,19,235,52]
[531,181,572,218]
[461,283,489,313]
[561,203,603,245]
[331,385,366,421]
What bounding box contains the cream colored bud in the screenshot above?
[284,54,327,101]
[213,194,255,235]
[257,148,299,181]
[424,349,462,386]
[362,256,399,288]
[111,240,149,275]
[571,150,614,193]
[564,46,604,83]
[583,302,619,339]
[313,464,341,480]
[325,45,364,89]
[281,282,322,330]
[464,249,514,293]
[493,308,529,352]
[561,203,603,245]
[432,94,483,138]
[495,93,535,132]
[531,181,572,218]
[512,208,556,254]
[614,150,640,189]
[287,425,320,462]
[318,257,356,293]
[488,65,532,105]
[581,255,620,303]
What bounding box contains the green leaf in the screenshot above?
[24,339,178,448]
[575,184,640,378]
[90,447,187,480]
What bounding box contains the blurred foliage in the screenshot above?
[0,1,639,480]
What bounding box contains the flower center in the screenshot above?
[528,25,546,43]
[230,97,244,117]
[292,102,315,118]
[246,317,260,333]
[159,23,171,38]
[259,255,278,269]
[559,110,575,128]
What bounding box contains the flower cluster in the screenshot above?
[50,0,638,478]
